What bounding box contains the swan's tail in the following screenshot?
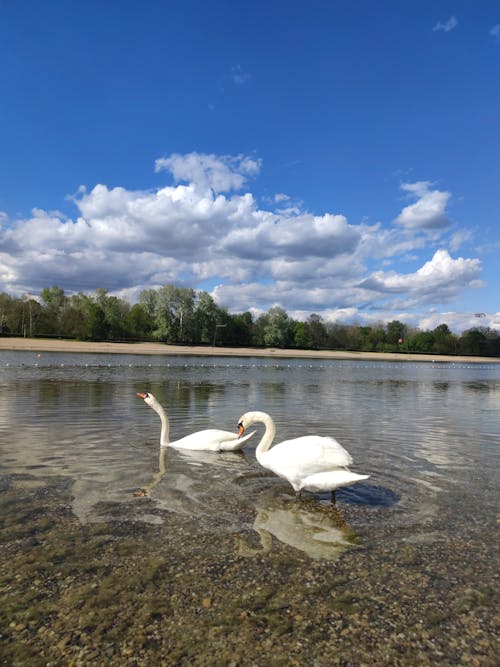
[301,471,370,492]
[235,430,256,446]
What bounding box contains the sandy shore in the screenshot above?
[0,336,498,363]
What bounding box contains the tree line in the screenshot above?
[0,285,498,357]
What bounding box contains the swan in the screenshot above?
[137,391,255,451]
[237,411,369,498]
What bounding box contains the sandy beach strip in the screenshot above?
[0,336,498,363]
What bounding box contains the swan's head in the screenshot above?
[238,411,271,438]
[137,391,157,408]
[237,411,258,437]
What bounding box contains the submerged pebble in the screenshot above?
[0,473,497,666]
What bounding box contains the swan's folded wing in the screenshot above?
[171,428,255,451]
[300,471,369,492]
[218,429,256,451]
[261,436,354,487]
[272,436,353,468]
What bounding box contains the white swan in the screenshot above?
[137,391,255,451]
[237,411,369,497]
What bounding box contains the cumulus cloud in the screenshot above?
[213,278,361,315]
[433,16,458,32]
[394,181,451,230]
[222,211,360,260]
[358,249,482,306]
[0,152,486,329]
[155,152,261,193]
[417,311,496,333]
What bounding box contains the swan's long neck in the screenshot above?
[151,399,170,447]
[251,412,276,463]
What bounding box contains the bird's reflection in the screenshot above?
[131,447,256,522]
[134,447,169,497]
[238,492,358,561]
[133,451,358,560]
[133,447,249,497]
[177,447,250,469]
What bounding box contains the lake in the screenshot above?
[1,351,498,665]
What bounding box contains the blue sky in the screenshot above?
[1,0,499,332]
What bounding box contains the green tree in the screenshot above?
[93,290,130,339]
[263,306,293,348]
[138,289,158,321]
[459,328,488,356]
[325,322,350,350]
[127,303,154,339]
[346,325,363,351]
[0,293,15,334]
[386,320,408,347]
[411,330,435,353]
[40,286,67,334]
[83,297,107,339]
[252,313,268,346]
[357,326,376,351]
[152,285,195,342]
[228,311,254,346]
[175,288,196,343]
[308,314,327,349]
[194,291,221,344]
[0,293,29,335]
[64,293,91,339]
[294,321,311,348]
[431,323,457,355]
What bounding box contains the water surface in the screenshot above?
[1,352,498,529]
[1,351,498,664]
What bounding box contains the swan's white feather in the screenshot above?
[262,435,353,472]
[139,392,254,452]
[237,411,368,494]
[298,471,370,493]
[169,428,255,451]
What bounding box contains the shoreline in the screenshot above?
[0,336,498,363]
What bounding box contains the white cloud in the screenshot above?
[418,310,500,336]
[274,193,291,203]
[449,229,473,252]
[231,65,251,86]
[394,181,451,230]
[433,16,458,32]
[490,24,500,39]
[358,249,482,306]
[222,211,360,260]
[0,153,487,330]
[155,152,261,193]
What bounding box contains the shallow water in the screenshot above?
[1,351,499,664]
[1,352,499,543]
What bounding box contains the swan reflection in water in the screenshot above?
[134,446,253,496]
[133,451,358,561]
[134,447,169,497]
[238,492,358,561]
[132,447,252,519]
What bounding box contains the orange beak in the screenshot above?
[238,424,245,438]
[137,392,148,399]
